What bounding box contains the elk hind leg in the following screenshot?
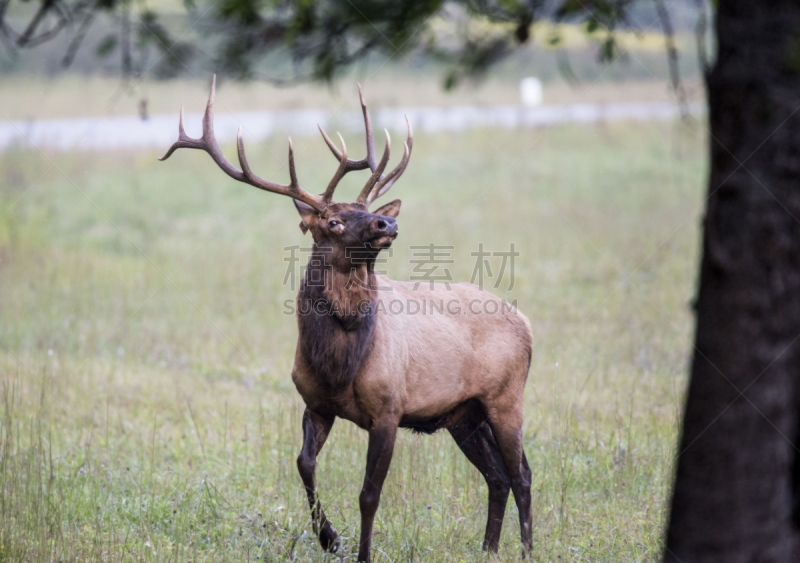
[447,401,511,553]
[486,406,533,554]
[297,409,339,552]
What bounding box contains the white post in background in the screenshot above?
[519,77,543,107]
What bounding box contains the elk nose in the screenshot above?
[373,216,398,235]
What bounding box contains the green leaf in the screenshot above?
[95,35,117,58]
[599,36,617,62]
[443,71,459,91]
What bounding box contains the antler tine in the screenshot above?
[160,74,327,214]
[317,124,370,171]
[366,115,413,205]
[236,129,328,212]
[287,138,299,188]
[356,129,391,203]
[358,83,379,171]
[159,76,246,183]
[157,106,187,161]
[316,81,383,175]
[318,84,412,207]
[322,133,349,202]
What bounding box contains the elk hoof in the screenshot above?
[319,525,340,552]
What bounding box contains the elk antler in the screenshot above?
[159,75,339,215]
[318,83,413,207]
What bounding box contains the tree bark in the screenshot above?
[666,2,800,562]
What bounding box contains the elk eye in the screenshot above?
[328,220,344,233]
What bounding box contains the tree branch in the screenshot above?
[16,0,57,47]
[693,0,710,75]
[61,10,94,67]
[655,0,689,121]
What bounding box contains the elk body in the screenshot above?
[161,77,534,562]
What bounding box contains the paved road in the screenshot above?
[0,101,704,153]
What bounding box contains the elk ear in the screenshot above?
[374,199,401,218]
[294,199,315,235]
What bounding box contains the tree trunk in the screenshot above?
[665,2,800,562]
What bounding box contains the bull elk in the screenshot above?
[160,76,534,562]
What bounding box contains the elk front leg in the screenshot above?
[357,421,398,563]
[296,409,338,552]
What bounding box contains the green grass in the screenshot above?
[0,118,705,561]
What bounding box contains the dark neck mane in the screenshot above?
[296,245,378,389]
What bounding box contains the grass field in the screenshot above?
[0,114,705,561]
[0,74,703,121]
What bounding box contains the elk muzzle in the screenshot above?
[367,215,398,249]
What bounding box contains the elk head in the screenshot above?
[159,76,413,272]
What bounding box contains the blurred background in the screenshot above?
[0,1,708,561]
